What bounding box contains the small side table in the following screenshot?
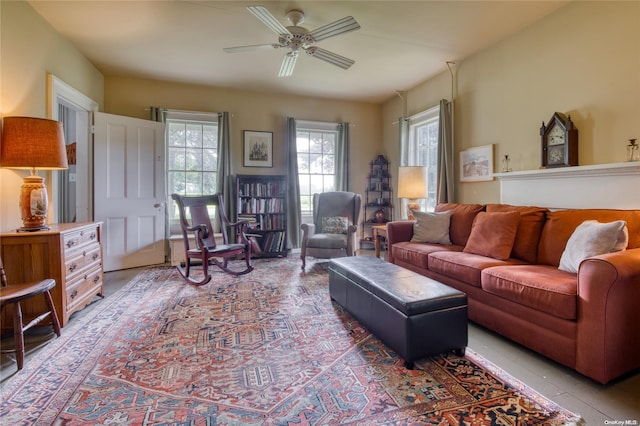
[372,225,387,258]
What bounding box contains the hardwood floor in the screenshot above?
[2,258,639,424]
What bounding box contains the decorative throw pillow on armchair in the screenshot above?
[321,216,349,234]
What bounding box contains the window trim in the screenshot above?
[165,112,219,232]
[295,121,339,220]
[402,105,440,213]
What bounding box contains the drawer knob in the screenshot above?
[70,289,78,300]
[69,263,78,272]
[92,253,99,261]
[93,275,100,284]
[90,233,96,240]
[66,240,77,248]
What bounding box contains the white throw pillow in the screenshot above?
[410,210,453,245]
[558,220,629,273]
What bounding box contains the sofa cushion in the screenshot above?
[558,220,629,273]
[411,209,453,244]
[392,242,462,270]
[428,251,527,287]
[435,203,485,246]
[538,209,640,266]
[463,211,520,260]
[482,265,577,320]
[486,204,548,264]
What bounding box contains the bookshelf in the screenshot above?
[236,174,288,257]
[360,155,393,249]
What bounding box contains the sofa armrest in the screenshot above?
[386,221,415,264]
[575,247,640,383]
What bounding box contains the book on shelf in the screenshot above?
[239,182,283,197]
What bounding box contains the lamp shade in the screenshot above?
[397,166,428,199]
[1,116,68,231]
[1,116,68,170]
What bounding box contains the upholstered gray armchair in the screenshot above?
[300,191,362,269]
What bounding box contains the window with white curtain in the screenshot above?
[165,112,219,221]
[404,105,439,212]
[296,121,338,216]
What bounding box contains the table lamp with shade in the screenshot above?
[397,166,428,220]
[1,116,68,232]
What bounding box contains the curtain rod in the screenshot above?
[146,107,233,117]
[392,102,444,125]
[296,118,356,127]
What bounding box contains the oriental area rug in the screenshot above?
[1,257,581,425]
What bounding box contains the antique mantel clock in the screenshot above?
[540,112,578,168]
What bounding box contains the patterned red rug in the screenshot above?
[1,257,580,425]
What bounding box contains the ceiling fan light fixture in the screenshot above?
[286,10,305,27]
[225,6,360,77]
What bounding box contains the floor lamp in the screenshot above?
[1,116,68,231]
[398,166,428,220]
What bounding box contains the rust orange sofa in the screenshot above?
[386,203,640,384]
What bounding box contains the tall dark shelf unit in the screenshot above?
[236,174,288,258]
[360,155,393,249]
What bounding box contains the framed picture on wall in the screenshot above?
[243,130,273,168]
[459,144,494,182]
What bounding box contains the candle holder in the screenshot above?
[627,139,639,162]
[501,155,512,173]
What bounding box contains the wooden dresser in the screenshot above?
[1,222,104,330]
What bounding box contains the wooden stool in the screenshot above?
[0,258,61,370]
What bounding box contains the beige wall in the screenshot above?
[4,0,638,232]
[0,1,104,231]
[104,75,382,202]
[382,1,640,205]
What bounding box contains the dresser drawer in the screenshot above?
[66,266,103,313]
[64,244,102,280]
[63,226,100,252]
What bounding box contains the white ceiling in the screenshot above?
[28,1,569,104]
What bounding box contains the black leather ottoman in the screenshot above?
[328,256,467,369]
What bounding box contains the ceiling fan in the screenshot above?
[224,6,360,77]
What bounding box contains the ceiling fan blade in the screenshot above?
[305,47,355,70]
[223,44,280,54]
[278,52,298,77]
[247,6,292,36]
[308,16,360,42]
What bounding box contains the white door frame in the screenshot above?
[47,73,99,223]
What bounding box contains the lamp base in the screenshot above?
[19,174,49,231]
[407,200,420,220]
[17,224,51,233]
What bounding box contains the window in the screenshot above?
[166,115,218,221]
[403,106,439,211]
[296,122,338,216]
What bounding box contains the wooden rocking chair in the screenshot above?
[171,193,253,285]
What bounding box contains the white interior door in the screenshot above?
[94,112,166,271]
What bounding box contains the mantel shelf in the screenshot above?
[494,162,640,180]
[495,162,640,210]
